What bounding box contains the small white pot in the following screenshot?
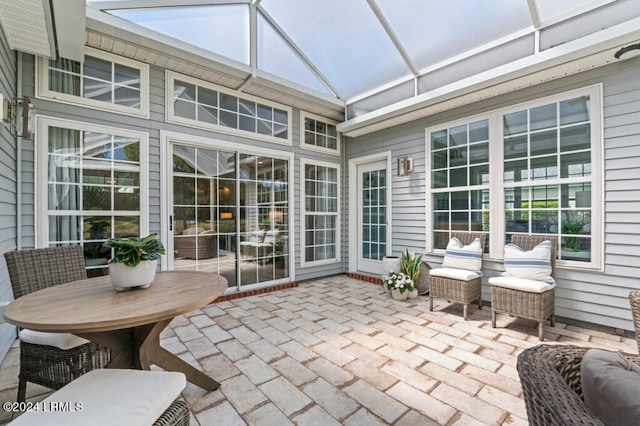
[408,288,419,299]
[391,288,409,301]
[109,259,158,291]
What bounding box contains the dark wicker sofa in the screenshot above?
[517,344,640,425]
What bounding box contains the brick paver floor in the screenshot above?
[0,275,637,425]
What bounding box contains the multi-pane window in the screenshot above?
[168,73,290,143]
[430,119,490,250]
[38,49,148,116]
[427,86,601,268]
[503,95,593,263]
[302,160,339,266]
[302,113,339,153]
[362,168,386,261]
[39,118,147,277]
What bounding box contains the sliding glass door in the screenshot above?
[170,143,289,289]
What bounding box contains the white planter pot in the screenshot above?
[381,256,401,278]
[408,288,419,299]
[391,288,408,301]
[109,260,158,291]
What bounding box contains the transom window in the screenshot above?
[37,48,149,117]
[167,72,291,144]
[427,85,602,269]
[301,112,340,154]
[301,159,340,266]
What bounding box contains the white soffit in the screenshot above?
[52,0,87,62]
[338,17,640,138]
[0,0,55,58]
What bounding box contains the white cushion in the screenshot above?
[9,369,186,426]
[262,229,279,245]
[429,267,482,281]
[503,240,552,281]
[250,229,266,243]
[19,329,88,350]
[442,237,483,271]
[488,275,556,293]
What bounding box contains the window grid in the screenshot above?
[427,86,600,268]
[302,162,339,266]
[172,78,289,141]
[45,125,144,277]
[430,119,490,250]
[304,117,338,150]
[503,95,593,263]
[47,56,142,108]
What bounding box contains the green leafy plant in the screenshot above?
[383,271,414,294]
[401,248,424,283]
[103,233,166,267]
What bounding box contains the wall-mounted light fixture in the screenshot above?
[0,94,35,140]
[614,43,640,60]
[397,156,413,176]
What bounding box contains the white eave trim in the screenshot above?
[338,16,640,137]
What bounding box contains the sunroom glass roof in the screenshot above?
[87,0,618,102]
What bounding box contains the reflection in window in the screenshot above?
[172,147,289,287]
[170,75,289,141]
[47,55,142,108]
[503,96,592,262]
[303,115,338,151]
[46,126,142,276]
[430,119,489,250]
[303,162,339,265]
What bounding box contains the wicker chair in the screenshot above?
[628,289,640,354]
[4,246,111,402]
[428,232,486,320]
[490,235,557,341]
[517,344,640,425]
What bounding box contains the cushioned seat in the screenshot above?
[4,246,111,402]
[428,232,486,320]
[489,235,558,341]
[18,330,88,351]
[8,369,189,426]
[517,344,640,425]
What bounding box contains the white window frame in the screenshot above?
[300,158,341,268]
[36,47,150,118]
[35,116,150,251]
[426,84,603,270]
[300,111,341,155]
[166,71,293,146]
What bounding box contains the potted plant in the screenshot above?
[383,271,414,301]
[103,233,166,291]
[401,249,425,298]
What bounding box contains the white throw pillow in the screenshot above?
[441,237,483,271]
[503,240,552,281]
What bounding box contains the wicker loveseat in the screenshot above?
[174,226,218,260]
[517,344,640,425]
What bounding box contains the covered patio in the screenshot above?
[1,276,636,425]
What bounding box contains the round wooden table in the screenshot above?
[4,270,227,391]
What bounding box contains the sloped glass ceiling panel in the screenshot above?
[109,5,249,64]
[376,0,532,71]
[257,16,331,96]
[536,0,614,22]
[260,0,410,99]
[90,0,628,103]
